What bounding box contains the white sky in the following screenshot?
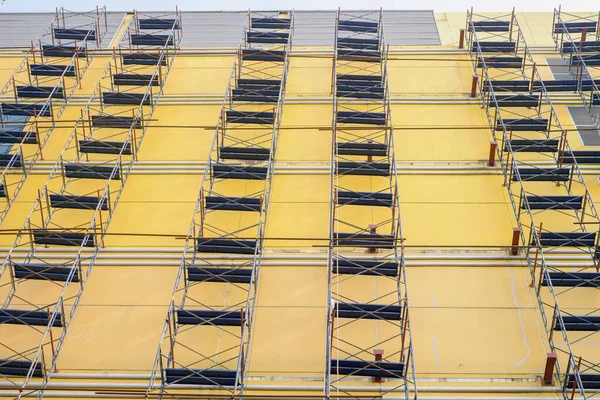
[0,0,598,13]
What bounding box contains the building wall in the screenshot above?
[0,8,599,400]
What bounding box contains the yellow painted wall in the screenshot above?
[1,9,599,400]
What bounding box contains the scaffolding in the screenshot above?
[0,7,107,227]
[0,10,181,399]
[325,9,416,400]
[147,10,293,399]
[552,7,600,120]
[467,8,600,400]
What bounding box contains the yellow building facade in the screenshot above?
[0,6,598,400]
